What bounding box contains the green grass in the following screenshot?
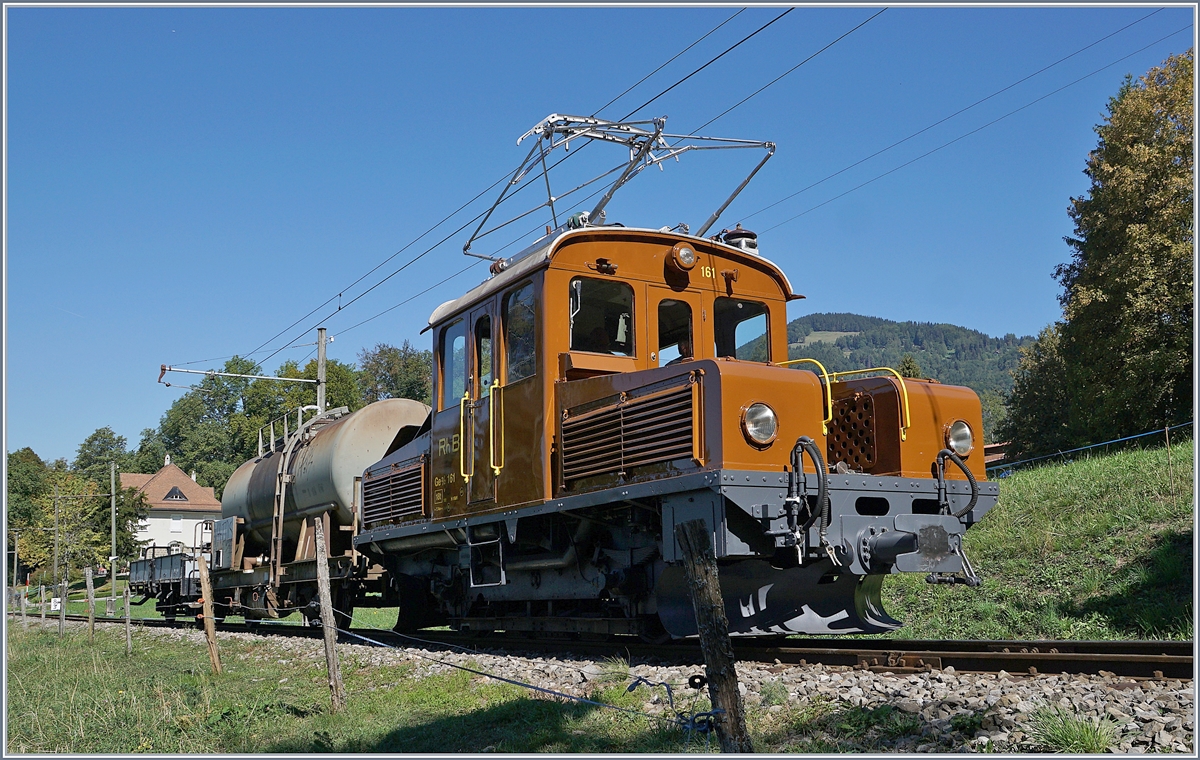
[6,625,990,754]
[1028,705,1119,753]
[879,439,1194,641]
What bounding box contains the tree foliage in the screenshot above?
[358,341,433,405]
[72,426,132,486]
[897,354,922,378]
[1003,50,1194,458]
[1054,49,1194,444]
[6,453,149,582]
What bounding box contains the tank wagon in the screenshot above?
[132,114,998,638]
[130,399,429,624]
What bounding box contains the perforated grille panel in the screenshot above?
[828,394,877,470]
[362,457,425,526]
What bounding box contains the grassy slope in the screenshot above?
[880,440,1194,641]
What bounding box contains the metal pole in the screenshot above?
[110,462,118,615]
[317,327,328,413]
[53,485,60,586]
[11,529,18,595]
[124,587,132,656]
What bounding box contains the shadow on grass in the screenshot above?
[1065,528,1193,638]
[262,695,688,754]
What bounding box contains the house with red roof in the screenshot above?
[121,456,222,554]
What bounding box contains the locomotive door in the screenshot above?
[468,304,497,506]
[648,286,704,367]
[431,317,470,519]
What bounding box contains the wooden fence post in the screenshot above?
[85,568,96,643]
[58,581,67,637]
[312,517,346,712]
[675,518,753,753]
[195,553,222,675]
[40,585,45,625]
[124,587,132,656]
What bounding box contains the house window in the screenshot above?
[164,486,188,502]
[170,515,183,533]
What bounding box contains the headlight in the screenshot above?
[669,242,697,271]
[742,403,778,446]
[946,420,973,457]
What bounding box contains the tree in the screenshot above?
[1053,49,1193,444]
[72,426,132,485]
[6,447,48,529]
[897,354,922,378]
[129,427,167,474]
[358,341,433,405]
[997,326,1074,460]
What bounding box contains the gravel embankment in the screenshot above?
[128,623,1196,753]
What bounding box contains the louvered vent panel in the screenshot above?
[562,378,697,485]
[828,394,877,470]
[362,458,425,526]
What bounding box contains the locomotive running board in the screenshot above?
[655,558,901,638]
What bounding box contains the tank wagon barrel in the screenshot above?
[128,398,430,623]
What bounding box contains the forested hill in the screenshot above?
[785,312,1034,399]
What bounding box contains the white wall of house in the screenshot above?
[137,511,221,552]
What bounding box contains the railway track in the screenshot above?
[46,612,1194,680]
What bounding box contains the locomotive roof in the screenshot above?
[427,226,797,329]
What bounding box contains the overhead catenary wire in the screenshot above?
[592,8,745,118]
[692,7,888,133]
[620,7,795,121]
[236,14,780,370]
[171,340,318,368]
[741,7,1166,224]
[760,24,1192,233]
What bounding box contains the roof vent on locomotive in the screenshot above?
[130,114,998,639]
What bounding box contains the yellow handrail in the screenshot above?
[777,357,832,434]
[459,391,471,482]
[489,379,504,476]
[827,367,911,441]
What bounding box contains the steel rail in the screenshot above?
[51,613,1192,680]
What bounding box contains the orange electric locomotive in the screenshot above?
[350,115,999,639]
[132,115,997,636]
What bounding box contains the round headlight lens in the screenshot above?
[947,420,973,456]
[742,403,778,446]
[670,242,697,271]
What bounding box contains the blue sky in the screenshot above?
[4,4,1195,462]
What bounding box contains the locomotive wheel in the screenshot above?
[639,617,673,645]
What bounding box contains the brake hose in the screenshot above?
[789,436,835,563]
[936,449,979,518]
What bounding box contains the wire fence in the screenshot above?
[987,421,1194,477]
[324,608,725,743]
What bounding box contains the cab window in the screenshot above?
[439,318,467,410]
[657,299,693,366]
[714,297,770,362]
[475,315,492,397]
[504,282,536,383]
[569,277,634,356]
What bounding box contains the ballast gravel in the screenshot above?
[128,623,1194,754]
